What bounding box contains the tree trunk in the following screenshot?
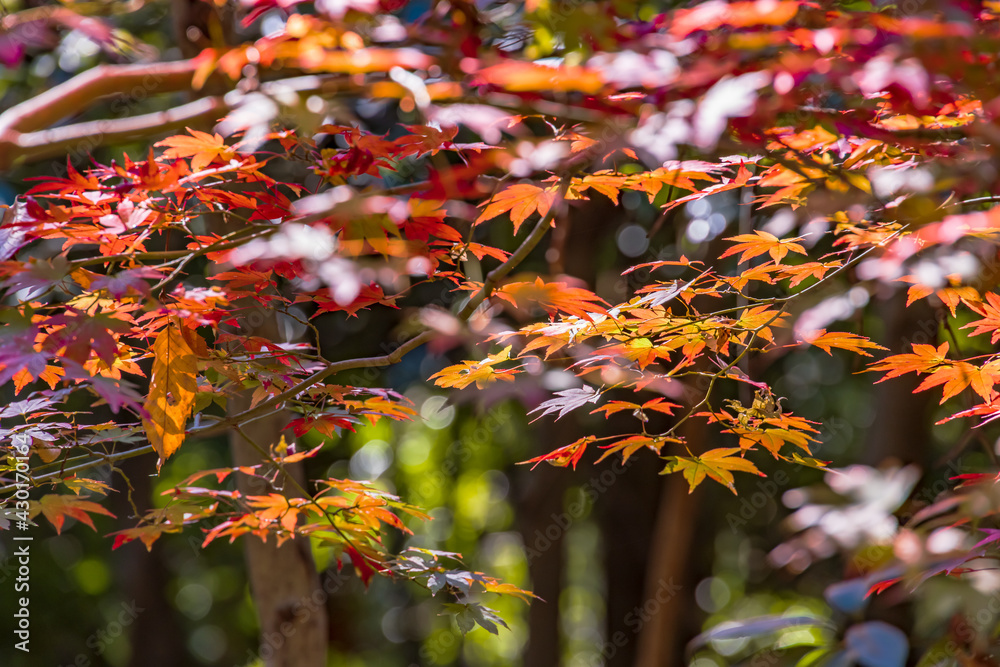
[110,456,192,667]
[633,396,709,667]
[518,431,570,667]
[230,396,328,667]
[863,291,935,467]
[228,381,329,667]
[597,457,661,667]
[218,229,328,665]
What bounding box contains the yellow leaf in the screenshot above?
[661,448,764,494]
[142,323,199,466]
[429,345,519,390]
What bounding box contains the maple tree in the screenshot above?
[7,0,1000,666]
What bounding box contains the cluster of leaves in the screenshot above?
[7,0,1000,654]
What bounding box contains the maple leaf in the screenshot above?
[903,278,981,317]
[597,434,680,463]
[940,400,1000,427]
[964,292,1000,343]
[570,173,629,204]
[476,184,558,234]
[599,337,674,370]
[734,305,789,342]
[734,424,818,457]
[786,452,832,471]
[915,361,1000,403]
[462,242,510,263]
[662,162,754,212]
[156,128,237,171]
[1,256,70,300]
[720,230,807,264]
[43,312,131,367]
[109,522,184,551]
[661,448,764,494]
[521,436,594,470]
[0,329,55,388]
[59,475,113,496]
[870,342,999,403]
[286,413,360,437]
[496,277,608,320]
[627,164,720,201]
[33,494,116,534]
[210,269,276,297]
[477,579,539,604]
[344,395,417,424]
[142,323,199,466]
[246,494,306,533]
[472,61,604,94]
[429,346,520,390]
[529,385,602,422]
[633,279,698,308]
[869,342,951,381]
[779,261,842,288]
[591,398,681,419]
[800,330,888,357]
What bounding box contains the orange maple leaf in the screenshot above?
[591,397,681,419]
[964,292,1000,343]
[142,323,199,466]
[597,434,680,463]
[476,184,558,233]
[870,342,1000,403]
[869,342,950,380]
[34,494,116,534]
[720,230,807,264]
[915,361,1000,403]
[495,277,607,320]
[429,346,520,390]
[156,128,237,171]
[521,436,594,470]
[800,330,887,357]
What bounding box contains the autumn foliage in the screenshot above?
[6,0,1000,660]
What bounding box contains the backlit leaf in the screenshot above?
[142,323,199,466]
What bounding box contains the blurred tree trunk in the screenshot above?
[633,417,706,667]
[858,290,934,635]
[597,462,661,667]
[632,280,725,667]
[558,197,666,667]
[862,291,935,467]
[518,422,570,667]
[228,386,329,667]
[210,192,328,665]
[109,456,191,667]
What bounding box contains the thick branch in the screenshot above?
[0,57,361,170]
[0,60,200,135]
[0,59,200,169]
[3,97,228,168]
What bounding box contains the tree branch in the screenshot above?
[0,57,362,170]
[2,97,228,169]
